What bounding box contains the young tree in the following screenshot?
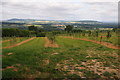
[106,31,111,39]
[112,28,116,32]
[95,31,99,37]
[100,36,103,42]
[46,32,56,44]
[82,31,85,36]
[88,31,92,37]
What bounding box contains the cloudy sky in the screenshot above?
[0,0,119,22]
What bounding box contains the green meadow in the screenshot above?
[2,37,119,79]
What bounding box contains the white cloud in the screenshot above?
[1,1,118,22]
[2,0,119,2]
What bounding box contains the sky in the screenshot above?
[0,0,119,22]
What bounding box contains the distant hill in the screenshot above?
[1,18,118,30]
[1,21,27,29]
[5,18,101,23]
[6,18,37,22]
[75,20,100,22]
[1,22,25,25]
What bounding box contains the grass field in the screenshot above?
[2,36,119,79]
[2,37,30,47]
[61,32,119,46]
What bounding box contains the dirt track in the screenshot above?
[44,37,59,48]
[3,37,36,49]
[63,36,120,49]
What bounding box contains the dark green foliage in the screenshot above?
[112,28,120,32]
[95,31,99,37]
[72,30,82,33]
[28,25,47,37]
[106,31,111,39]
[28,25,37,31]
[36,32,46,37]
[65,25,73,32]
[2,28,36,37]
[100,36,103,42]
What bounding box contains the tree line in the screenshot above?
[2,25,119,38]
[2,28,36,37]
[2,25,46,37]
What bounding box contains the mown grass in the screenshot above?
[62,32,119,46]
[2,37,30,47]
[2,37,119,79]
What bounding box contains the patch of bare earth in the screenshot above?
[2,64,21,71]
[42,59,50,65]
[56,60,85,77]
[0,53,14,58]
[44,37,59,48]
[63,36,120,49]
[51,52,59,55]
[56,59,119,78]
[7,52,13,55]
[3,37,36,49]
[81,59,119,78]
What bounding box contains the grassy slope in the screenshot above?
[2,37,119,78]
